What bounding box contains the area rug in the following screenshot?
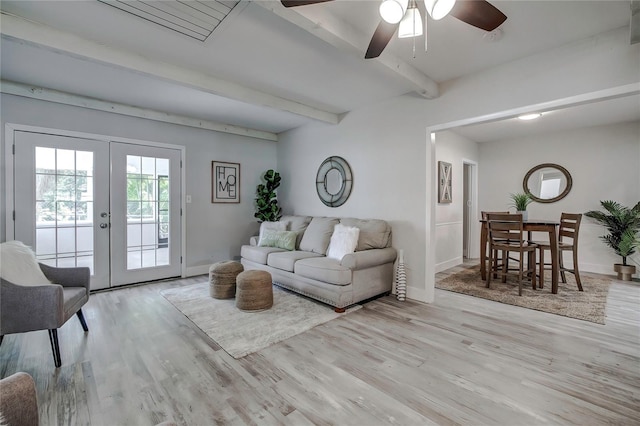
[160,283,360,358]
[436,266,611,324]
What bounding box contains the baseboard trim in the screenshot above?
[406,286,429,303]
[186,265,210,277]
[436,257,463,273]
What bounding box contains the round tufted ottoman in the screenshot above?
[235,270,273,312]
[209,260,244,299]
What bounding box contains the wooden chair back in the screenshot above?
[559,213,582,246]
[481,211,509,220]
[486,213,525,246]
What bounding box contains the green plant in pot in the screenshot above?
[585,200,640,281]
[509,192,533,220]
[254,169,282,222]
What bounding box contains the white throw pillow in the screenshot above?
[258,220,289,246]
[0,241,52,286]
[326,224,360,261]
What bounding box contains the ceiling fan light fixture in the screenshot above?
[398,3,423,38]
[380,0,409,24]
[424,0,456,20]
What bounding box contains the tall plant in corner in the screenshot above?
[254,169,282,222]
[585,200,640,281]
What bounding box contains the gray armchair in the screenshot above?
[0,264,90,368]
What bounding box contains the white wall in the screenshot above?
[277,26,640,302]
[434,131,479,272]
[1,94,277,275]
[478,121,640,276]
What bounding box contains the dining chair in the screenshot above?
[535,213,583,291]
[481,211,510,278]
[486,213,537,296]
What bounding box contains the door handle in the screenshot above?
[100,223,109,229]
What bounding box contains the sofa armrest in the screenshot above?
[39,263,90,293]
[341,247,397,270]
[1,279,64,332]
[249,236,259,246]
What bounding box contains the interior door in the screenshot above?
[13,131,111,290]
[109,142,182,286]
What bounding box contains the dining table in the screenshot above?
[480,219,560,294]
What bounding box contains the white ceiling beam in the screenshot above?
[0,12,339,125]
[1,80,279,141]
[255,1,439,99]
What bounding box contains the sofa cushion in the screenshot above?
[267,251,323,272]
[294,257,351,286]
[258,220,288,246]
[240,245,286,265]
[340,218,392,251]
[299,217,339,254]
[280,215,313,248]
[326,224,360,261]
[259,230,297,251]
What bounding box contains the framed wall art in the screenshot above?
[212,161,240,203]
[438,161,452,203]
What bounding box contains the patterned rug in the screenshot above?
[436,266,611,324]
[160,283,360,358]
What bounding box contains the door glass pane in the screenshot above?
[34,147,95,273]
[126,155,170,269]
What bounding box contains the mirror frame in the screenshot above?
[316,156,353,207]
[523,163,572,204]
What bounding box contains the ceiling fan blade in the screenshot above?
[365,20,399,59]
[450,0,507,32]
[281,0,334,7]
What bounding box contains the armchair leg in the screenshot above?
[0,335,3,346]
[48,329,61,368]
[76,309,89,332]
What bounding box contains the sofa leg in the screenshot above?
[0,335,3,346]
[48,329,61,368]
[334,307,346,313]
[76,309,89,332]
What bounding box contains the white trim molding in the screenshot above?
[1,80,279,142]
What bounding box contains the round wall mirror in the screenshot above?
[325,168,343,195]
[523,163,572,203]
[316,156,353,207]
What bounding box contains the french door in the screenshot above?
[13,131,182,290]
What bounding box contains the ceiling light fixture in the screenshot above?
[398,0,423,38]
[424,0,456,20]
[518,113,542,121]
[380,0,409,24]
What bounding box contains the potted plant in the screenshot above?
[254,169,282,222]
[585,200,640,281]
[509,192,533,220]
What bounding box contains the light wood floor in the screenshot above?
[1,265,639,425]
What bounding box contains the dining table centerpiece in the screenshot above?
[509,192,533,220]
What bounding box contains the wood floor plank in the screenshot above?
[1,267,639,425]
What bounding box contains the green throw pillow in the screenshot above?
[258,229,297,251]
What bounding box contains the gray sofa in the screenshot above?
[240,216,397,312]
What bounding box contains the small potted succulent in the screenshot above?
[585,200,640,281]
[509,192,533,220]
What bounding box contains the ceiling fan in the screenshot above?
[280,0,507,59]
